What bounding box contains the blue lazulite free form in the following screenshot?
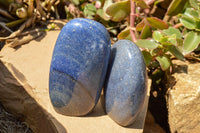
[104,40,147,126]
[49,18,111,116]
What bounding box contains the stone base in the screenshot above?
[168,60,200,133]
[0,21,150,133]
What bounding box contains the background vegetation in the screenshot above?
[1,0,200,132]
[1,0,200,71]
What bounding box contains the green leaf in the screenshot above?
[160,36,169,43]
[156,56,170,71]
[167,45,185,61]
[142,51,153,66]
[180,15,197,30]
[183,8,200,21]
[166,0,188,16]
[161,42,173,46]
[189,0,199,9]
[84,4,97,18]
[180,8,200,30]
[136,19,146,32]
[176,38,184,47]
[140,24,152,39]
[163,27,182,38]
[136,39,158,49]
[103,0,113,20]
[117,28,132,40]
[153,31,163,42]
[182,28,189,37]
[195,45,200,51]
[183,31,200,53]
[106,0,130,22]
[71,0,80,5]
[118,28,130,39]
[133,0,150,9]
[168,34,177,45]
[146,17,169,30]
[190,10,200,20]
[97,9,104,19]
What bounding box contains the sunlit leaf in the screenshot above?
[136,19,146,32]
[133,0,150,9]
[118,28,130,39]
[72,0,80,5]
[182,28,189,37]
[156,55,170,71]
[140,24,152,39]
[103,0,113,20]
[117,28,132,40]
[183,31,200,53]
[146,17,169,29]
[163,27,182,38]
[153,31,163,42]
[84,4,96,18]
[106,0,130,22]
[189,0,199,9]
[136,39,158,49]
[166,0,188,16]
[190,10,200,20]
[183,8,200,21]
[160,36,169,43]
[162,42,173,46]
[180,15,197,30]
[176,38,184,47]
[142,51,153,66]
[97,9,104,19]
[166,45,185,61]
[168,34,177,45]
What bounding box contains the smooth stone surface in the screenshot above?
[49,18,111,116]
[104,40,147,126]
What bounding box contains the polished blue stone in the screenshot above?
[104,40,147,126]
[49,18,111,116]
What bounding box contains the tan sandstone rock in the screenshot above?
[143,110,166,133]
[0,21,150,133]
[168,60,200,133]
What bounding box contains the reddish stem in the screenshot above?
[173,23,183,29]
[130,1,137,42]
[146,0,156,5]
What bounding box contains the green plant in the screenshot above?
[1,0,200,72]
[99,0,200,72]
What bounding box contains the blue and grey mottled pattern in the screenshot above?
[104,40,147,126]
[49,18,111,116]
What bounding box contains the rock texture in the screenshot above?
[104,40,147,126]
[0,20,150,133]
[49,18,111,116]
[168,60,200,133]
[143,110,166,133]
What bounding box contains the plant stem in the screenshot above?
[174,23,183,29]
[6,18,26,28]
[146,0,156,5]
[0,9,15,20]
[27,0,34,17]
[130,1,137,42]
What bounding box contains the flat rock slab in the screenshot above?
[0,23,150,133]
[168,60,200,133]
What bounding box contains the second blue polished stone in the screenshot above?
[49,18,111,116]
[104,40,147,126]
